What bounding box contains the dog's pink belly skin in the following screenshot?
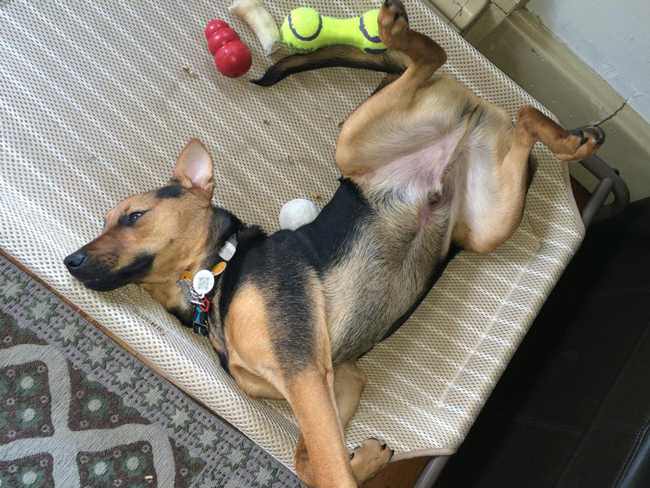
[362,136,458,230]
[375,139,452,190]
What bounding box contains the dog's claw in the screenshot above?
[585,127,606,145]
[569,129,588,145]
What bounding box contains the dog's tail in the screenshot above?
[251,46,409,87]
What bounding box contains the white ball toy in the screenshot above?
[279,199,319,230]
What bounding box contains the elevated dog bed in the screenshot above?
[0,0,584,473]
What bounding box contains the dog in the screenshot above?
[64,2,604,486]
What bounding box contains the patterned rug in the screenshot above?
[0,255,301,487]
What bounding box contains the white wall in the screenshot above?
[527,0,650,124]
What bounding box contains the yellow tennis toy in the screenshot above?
[281,8,387,54]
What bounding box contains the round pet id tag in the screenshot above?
[193,269,215,295]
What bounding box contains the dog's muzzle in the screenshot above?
[64,250,155,291]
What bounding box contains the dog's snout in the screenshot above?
[64,251,87,270]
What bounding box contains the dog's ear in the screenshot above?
[173,139,215,195]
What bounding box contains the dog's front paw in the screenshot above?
[348,438,394,484]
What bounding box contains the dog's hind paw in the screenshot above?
[556,125,606,162]
[348,438,394,484]
[378,0,410,49]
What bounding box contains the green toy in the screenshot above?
[281,8,387,54]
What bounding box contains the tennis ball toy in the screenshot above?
[281,8,387,54]
[279,199,319,230]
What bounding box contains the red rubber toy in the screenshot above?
[205,20,252,78]
[214,41,252,78]
[205,20,229,39]
[208,27,240,55]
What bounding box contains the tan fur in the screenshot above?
[225,283,286,398]
[285,10,603,482]
[288,368,355,488]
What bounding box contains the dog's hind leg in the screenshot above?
[294,361,392,486]
[338,362,393,485]
[454,105,605,253]
[370,72,401,97]
[337,73,402,128]
[378,0,446,83]
[335,0,447,176]
[514,106,605,162]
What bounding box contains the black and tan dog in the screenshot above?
[64,2,604,486]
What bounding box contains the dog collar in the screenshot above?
[176,235,238,337]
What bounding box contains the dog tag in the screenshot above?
[212,261,227,276]
[218,235,237,261]
[193,270,215,295]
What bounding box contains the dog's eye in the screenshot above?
[119,211,146,226]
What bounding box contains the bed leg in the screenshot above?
[412,456,450,488]
[579,155,630,227]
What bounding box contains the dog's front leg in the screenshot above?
[293,361,393,486]
[286,367,357,488]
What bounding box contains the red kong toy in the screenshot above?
[205,20,252,78]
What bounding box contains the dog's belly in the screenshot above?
[326,96,506,363]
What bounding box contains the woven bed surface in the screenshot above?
[0,0,584,469]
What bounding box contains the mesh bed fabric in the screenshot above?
[0,0,584,470]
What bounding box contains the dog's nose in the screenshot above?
[64,252,87,270]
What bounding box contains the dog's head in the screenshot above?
[64,139,221,292]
